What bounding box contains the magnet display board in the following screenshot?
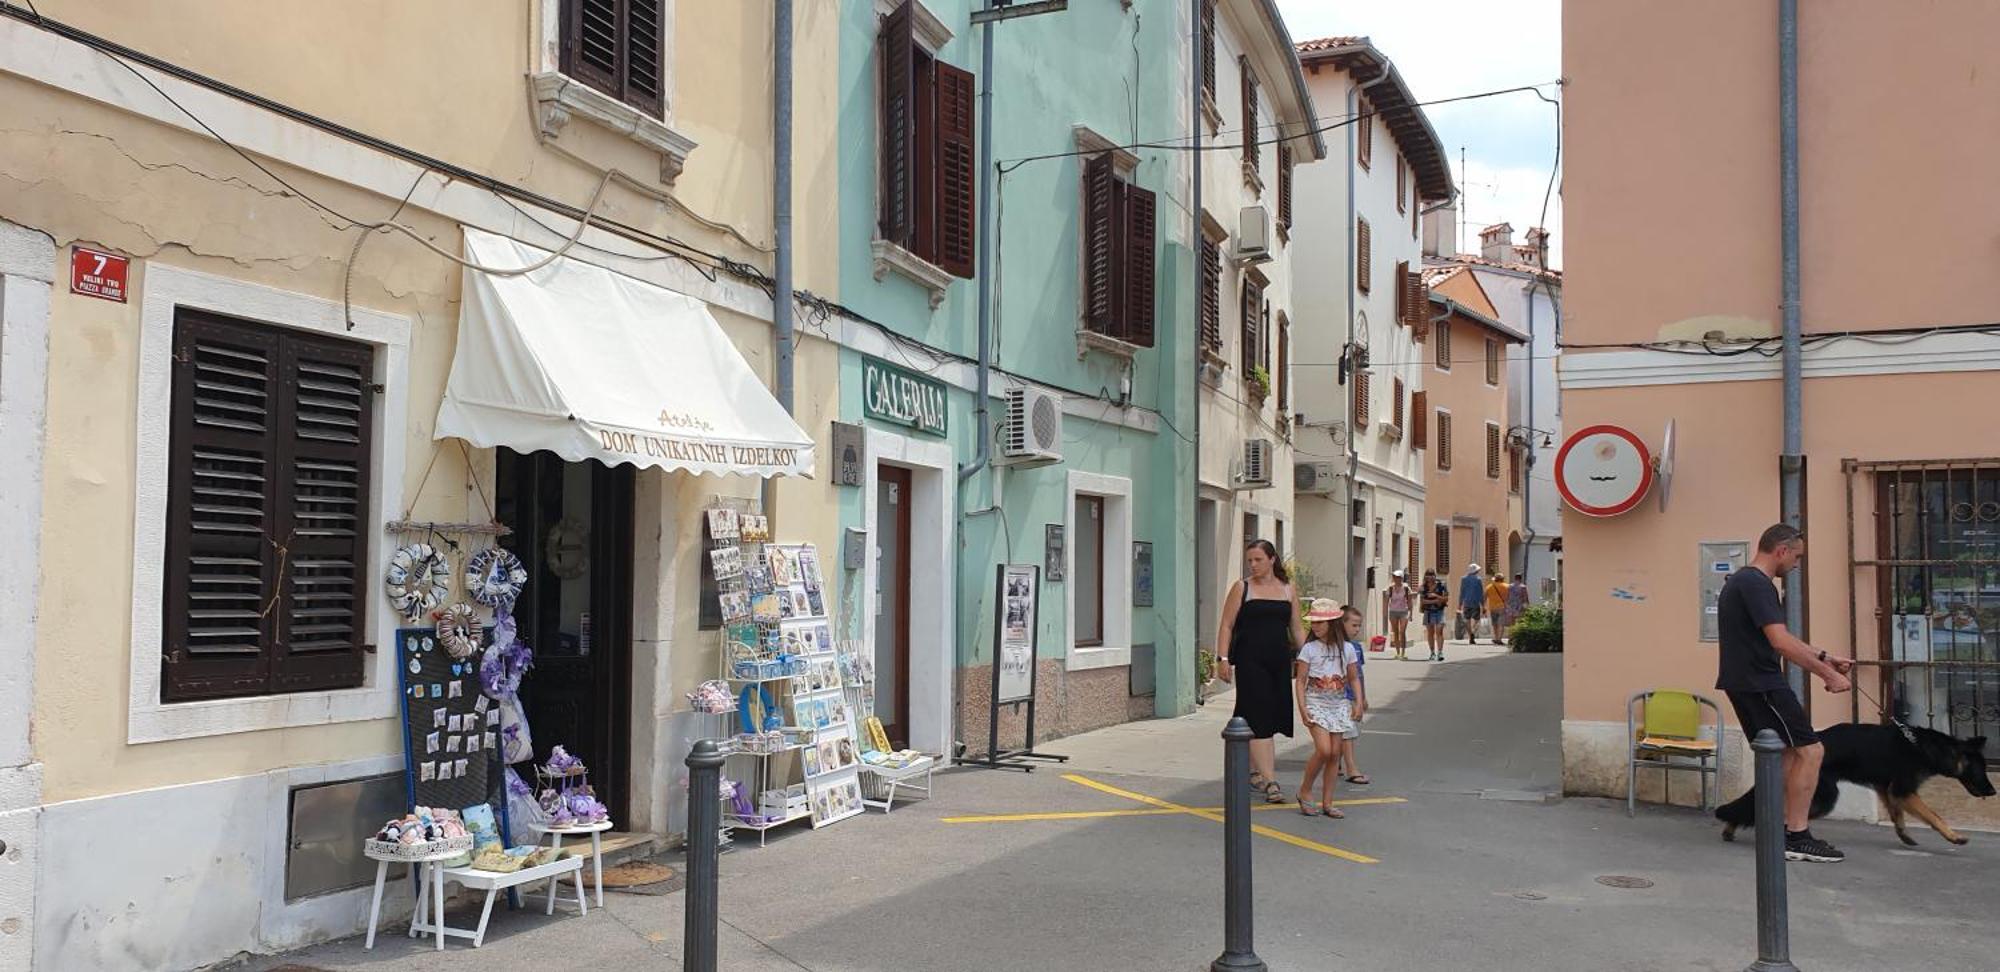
[395,627,496,810]
[1554,424,1654,517]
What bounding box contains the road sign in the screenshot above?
[1554,424,1654,517]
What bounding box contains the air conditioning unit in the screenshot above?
[1235,438,1273,490]
[1236,205,1272,265]
[1000,387,1064,465]
[1295,461,1341,496]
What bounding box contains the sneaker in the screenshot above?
[1784,831,1845,863]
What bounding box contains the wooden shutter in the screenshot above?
[1124,184,1157,348]
[1259,300,1271,372]
[1394,260,1409,327]
[624,0,665,116]
[1411,390,1428,448]
[1276,322,1289,411]
[1354,367,1371,429]
[1199,235,1222,351]
[1408,537,1420,578]
[273,332,373,692]
[1510,446,1522,494]
[1486,338,1501,385]
[878,1,916,248]
[1487,423,1502,478]
[1201,1,1216,100]
[1240,277,1260,375]
[1240,56,1259,175]
[1437,411,1453,469]
[1397,160,1408,213]
[560,0,663,116]
[1407,268,1429,337]
[1356,218,1371,293]
[1084,152,1118,336]
[1436,320,1452,369]
[934,60,977,279]
[1278,145,1294,230]
[1486,528,1500,575]
[1392,377,1405,430]
[1358,98,1373,168]
[1435,523,1450,575]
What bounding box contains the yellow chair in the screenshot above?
[1626,690,1724,816]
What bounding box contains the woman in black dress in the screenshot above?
[1216,539,1307,803]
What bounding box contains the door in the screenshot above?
[495,449,635,823]
[875,465,913,747]
[1196,499,1218,647]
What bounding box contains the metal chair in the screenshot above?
[1626,689,1725,816]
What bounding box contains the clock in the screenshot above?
[545,519,589,579]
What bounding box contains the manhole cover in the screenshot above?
[1596,875,1654,889]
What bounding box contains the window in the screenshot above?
[1277,145,1294,233]
[1276,316,1290,412]
[162,309,374,703]
[1435,319,1453,369]
[879,1,976,278]
[1244,511,1260,545]
[1199,231,1223,352]
[1353,366,1371,429]
[1393,260,1409,327]
[1509,445,1523,495]
[560,0,666,116]
[1082,153,1158,347]
[1241,271,1267,377]
[1485,337,1501,386]
[1408,536,1420,576]
[1434,523,1450,575]
[1437,410,1453,470]
[1486,422,1502,478]
[1240,56,1260,180]
[1075,494,1105,647]
[1358,97,1373,170]
[1876,462,2000,750]
[1410,390,1428,448]
[1356,217,1371,294]
[1396,161,1407,214]
[1200,1,1216,102]
[1391,376,1405,431]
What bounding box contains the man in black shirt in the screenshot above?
[1717,523,1854,862]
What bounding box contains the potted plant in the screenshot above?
[1246,365,1271,401]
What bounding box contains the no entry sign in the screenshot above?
[1554,424,1654,517]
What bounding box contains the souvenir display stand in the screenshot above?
[841,642,937,812]
[702,505,866,847]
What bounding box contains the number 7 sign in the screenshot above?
[70,246,130,303]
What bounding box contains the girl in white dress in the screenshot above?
[1294,599,1355,817]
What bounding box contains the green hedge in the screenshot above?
[1509,604,1564,653]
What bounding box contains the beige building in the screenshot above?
[1562,1,2000,827]
[0,3,843,968]
[1416,265,1526,620]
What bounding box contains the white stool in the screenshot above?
[530,820,614,908]
[362,845,461,951]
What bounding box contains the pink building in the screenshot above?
[1562,1,2000,828]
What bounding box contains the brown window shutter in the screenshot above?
[1397,161,1407,214]
[1487,423,1502,478]
[1392,377,1405,430]
[1200,236,1223,351]
[1240,278,1260,375]
[1276,323,1289,411]
[1354,367,1371,429]
[1083,152,1118,336]
[1240,56,1259,175]
[1407,268,1429,334]
[1408,536,1420,576]
[1436,320,1452,369]
[1486,527,1501,576]
[1259,300,1271,372]
[1201,1,1216,99]
[561,0,623,102]
[1510,446,1522,494]
[1394,260,1408,326]
[1410,390,1428,448]
[1435,523,1450,575]
[1486,338,1501,385]
[1358,99,1373,169]
[624,0,665,116]
[878,2,917,248]
[1123,184,1158,348]
[1356,218,1371,293]
[933,60,977,279]
[1278,145,1293,230]
[1438,411,1452,469]
[271,332,373,694]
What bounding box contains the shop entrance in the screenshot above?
[495,448,635,823]
[875,464,913,747]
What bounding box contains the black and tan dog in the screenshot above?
[1717,722,1994,846]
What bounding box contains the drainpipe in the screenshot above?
[1189,0,1203,691]
[766,0,795,523]
[1344,65,1390,604]
[1779,0,1806,696]
[1523,276,1536,581]
[962,2,998,486]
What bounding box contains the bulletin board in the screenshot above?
[394,627,499,809]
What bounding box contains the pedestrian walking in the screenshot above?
[1216,539,1307,805]
[1458,563,1487,645]
[1716,524,1855,862]
[1335,603,1371,786]
[1485,572,1511,645]
[1506,573,1530,635]
[1420,569,1449,661]
[1293,599,1353,817]
[1384,570,1413,660]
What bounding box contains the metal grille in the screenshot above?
[1848,458,2000,757]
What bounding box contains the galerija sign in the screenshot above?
[861,354,948,437]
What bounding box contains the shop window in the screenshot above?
[1082,153,1158,348]
[161,309,373,703]
[560,0,666,116]
[1076,494,1105,647]
[879,0,976,278]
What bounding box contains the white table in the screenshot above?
[860,756,936,813]
[530,819,614,908]
[410,855,587,949]
[362,845,462,951]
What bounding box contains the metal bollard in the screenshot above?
[1212,717,1268,972]
[1746,729,1800,972]
[684,739,724,972]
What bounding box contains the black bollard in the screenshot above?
[1746,729,1800,972]
[684,739,725,972]
[1212,717,1268,972]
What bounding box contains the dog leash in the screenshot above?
[1850,678,1920,746]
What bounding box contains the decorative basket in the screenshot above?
[364,834,473,860]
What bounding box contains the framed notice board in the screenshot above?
[994,564,1039,704]
[394,627,498,810]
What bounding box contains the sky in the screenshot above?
[1274,0,1563,267]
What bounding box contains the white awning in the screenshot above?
[435,228,813,478]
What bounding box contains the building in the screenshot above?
[1416,265,1528,622]
[1423,220,1563,596]
[0,3,844,968]
[1562,1,2000,828]
[1290,36,1454,620]
[834,0,1216,751]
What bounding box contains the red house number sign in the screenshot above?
[70,246,130,302]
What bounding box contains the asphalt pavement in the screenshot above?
[237,642,2000,972]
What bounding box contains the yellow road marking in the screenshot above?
[1061,774,1380,864]
[939,796,1407,825]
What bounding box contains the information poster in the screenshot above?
[995,564,1039,704]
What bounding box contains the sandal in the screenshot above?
[1345,774,1372,786]
[1297,795,1319,816]
[1261,780,1286,804]
[1320,805,1345,819]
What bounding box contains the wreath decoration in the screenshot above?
[436,602,484,659]
[465,547,529,610]
[386,542,451,623]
